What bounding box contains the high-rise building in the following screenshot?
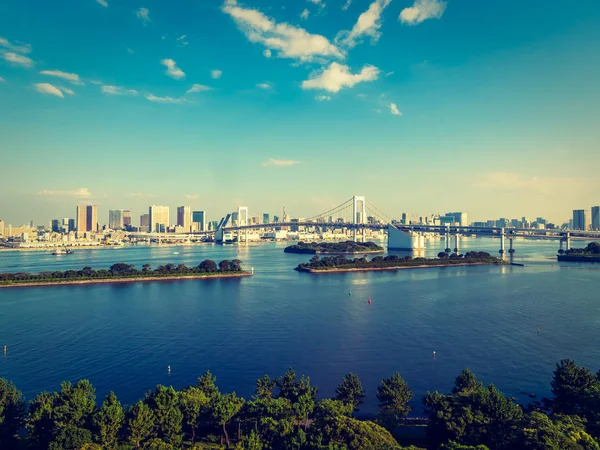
[263,213,270,224]
[140,214,150,232]
[0,220,5,236]
[51,219,61,232]
[273,215,280,223]
[177,206,191,232]
[572,210,589,231]
[123,210,132,227]
[592,206,600,231]
[76,206,87,232]
[68,219,75,232]
[109,210,124,230]
[401,213,407,225]
[86,205,98,232]
[149,205,169,233]
[447,212,468,227]
[192,211,206,231]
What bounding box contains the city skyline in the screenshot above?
[1,0,600,224]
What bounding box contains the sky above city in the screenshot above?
[1,0,600,226]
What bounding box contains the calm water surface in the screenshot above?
[0,237,599,414]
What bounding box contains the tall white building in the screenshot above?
[149,205,170,233]
[109,209,124,230]
[572,209,588,231]
[592,206,600,231]
[0,220,4,236]
[447,212,468,227]
[176,206,191,233]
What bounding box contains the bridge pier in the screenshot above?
[454,234,460,255]
[566,232,571,250]
[499,228,505,255]
[508,237,515,254]
[445,226,451,253]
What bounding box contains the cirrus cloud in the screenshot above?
[1,52,34,68]
[34,83,68,98]
[40,69,84,85]
[96,0,108,7]
[0,36,32,54]
[262,158,301,167]
[186,84,212,94]
[146,94,187,104]
[400,0,447,25]
[38,188,92,198]
[101,85,138,95]
[301,62,379,93]
[336,0,391,48]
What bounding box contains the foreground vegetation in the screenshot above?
[0,260,247,286]
[1,360,599,449]
[558,242,600,262]
[284,241,384,254]
[296,251,506,272]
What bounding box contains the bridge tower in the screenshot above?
[352,196,366,242]
[238,206,249,243]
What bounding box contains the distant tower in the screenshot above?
[283,206,287,223]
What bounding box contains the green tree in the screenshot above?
[146,437,175,450]
[246,429,264,450]
[519,412,600,450]
[441,443,490,450]
[48,424,93,450]
[376,372,413,429]
[180,386,208,444]
[27,391,57,449]
[294,393,315,430]
[146,385,183,447]
[0,378,26,447]
[198,370,220,399]
[212,392,245,446]
[256,375,277,399]
[318,415,402,450]
[127,400,155,448]
[551,360,599,416]
[335,373,366,413]
[93,391,124,450]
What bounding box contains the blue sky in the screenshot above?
[1,0,599,226]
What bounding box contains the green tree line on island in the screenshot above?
[0,260,245,284]
[558,242,600,257]
[296,252,504,271]
[284,241,384,254]
[2,360,600,449]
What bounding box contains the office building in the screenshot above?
[149,205,169,233]
[592,206,600,231]
[263,213,270,224]
[140,214,150,232]
[76,206,87,232]
[109,210,125,230]
[401,213,407,225]
[192,211,206,231]
[123,210,131,227]
[68,219,75,232]
[51,219,61,232]
[572,209,589,231]
[76,205,97,232]
[447,212,468,227]
[273,215,280,223]
[0,220,5,236]
[177,206,191,232]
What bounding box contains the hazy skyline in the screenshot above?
[1,0,600,225]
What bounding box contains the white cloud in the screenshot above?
[146,94,187,104]
[211,69,223,79]
[136,7,151,24]
[34,83,65,98]
[301,62,379,93]
[315,95,331,101]
[89,80,103,85]
[400,0,446,25]
[101,85,138,95]
[39,70,84,85]
[186,84,212,94]
[390,102,402,115]
[222,1,342,62]
[177,35,186,41]
[96,0,108,7]
[38,188,92,198]
[342,0,352,11]
[185,193,199,200]
[257,82,271,89]
[0,76,5,82]
[263,49,272,58]
[160,58,185,79]
[127,47,135,54]
[0,37,32,54]
[60,86,75,96]
[300,9,310,20]
[1,52,34,68]
[262,158,301,167]
[337,0,391,48]
[307,0,325,5]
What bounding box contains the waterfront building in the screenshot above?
[177,206,191,232]
[51,219,61,232]
[263,213,270,224]
[123,210,131,227]
[192,211,206,231]
[0,220,4,236]
[68,219,75,232]
[149,205,169,233]
[592,206,600,231]
[274,215,280,223]
[109,210,124,230]
[87,205,98,232]
[139,214,150,232]
[76,206,86,232]
[447,212,468,227]
[572,209,589,231]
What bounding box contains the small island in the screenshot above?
[0,259,252,288]
[284,240,384,255]
[295,251,508,273]
[557,242,600,262]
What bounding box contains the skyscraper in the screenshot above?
[192,211,206,231]
[149,205,169,233]
[0,220,4,236]
[592,206,599,231]
[51,219,61,232]
[109,210,124,230]
[447,212,468,227]
[263,213,270,224]
[68,219,75,232]
[76,205,87,232]
[86,205,98,232]
[572,210,589,231]
[177,206,191,232]
[140,214,150,232]
[123,210,132,227]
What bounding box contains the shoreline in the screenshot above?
[297,262,507,274]
[0,272,253,288]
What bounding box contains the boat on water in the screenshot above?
[51,248,74,255]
